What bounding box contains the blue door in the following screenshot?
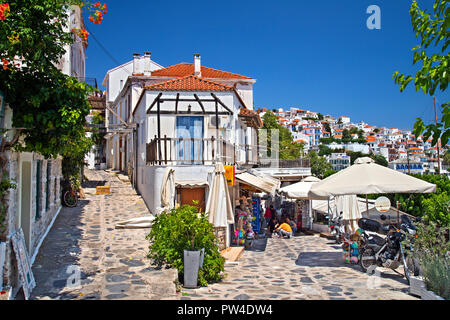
[176,116,204,164]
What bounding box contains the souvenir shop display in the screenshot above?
[251,196,261,234]
[341,229,364,264]
[232,197,256,246]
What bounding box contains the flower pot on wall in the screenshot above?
[183,249,204,289]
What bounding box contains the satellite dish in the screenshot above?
[375,196,391,213]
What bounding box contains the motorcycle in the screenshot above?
[329,212,345,244]
[358,214,420,284]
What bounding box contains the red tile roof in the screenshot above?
[145,75,234,91]
[150,63,251,79]
[239,108,263,128]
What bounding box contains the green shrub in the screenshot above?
[146,205,225,287]
[408,221,450,299]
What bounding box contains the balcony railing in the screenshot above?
[146,136,237,166]
[257,158,310,168]
[146,136,310,168]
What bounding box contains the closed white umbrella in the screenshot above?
[205,163,234,227]
[335,195,361,232]
[309,157,436,198]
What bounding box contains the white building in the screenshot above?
[106,54,262,216]
[328,153,351,171]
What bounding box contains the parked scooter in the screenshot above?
[330,212,345,244]
[358,214,420,284]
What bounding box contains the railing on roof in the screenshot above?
[257,158,310,168]
[75,77,103,97]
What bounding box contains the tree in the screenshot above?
[342,129,352,143]
[443,149,450,165]
[318,144,333,156]
[261,111,301,159]
[0,1,106,159]
[369,174,449,226]
[0,1,107,236]
[393,0,449,146]
[373,128,380,134]
[319,137,335,144]
[306,151,332,179]
[323,122,332,134]
[317,113,324,120]
[371,154,388,167]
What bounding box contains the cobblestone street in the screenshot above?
[29,170,418,300]
[182,235,419,300]
[30,169,177,300]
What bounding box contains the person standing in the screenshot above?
[264,205,273,227]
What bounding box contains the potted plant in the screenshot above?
[405,220,449,300]
[146,204,224,288]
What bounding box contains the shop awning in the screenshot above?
[175,180,209,187]
[235,172,279,195]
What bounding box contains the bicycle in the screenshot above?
[61,178,79,207]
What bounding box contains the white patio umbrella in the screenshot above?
[205,163,234,227]
[280,179,327,200]
[309,157,436,197]
[301,176,321,182]
[309,157,436,218]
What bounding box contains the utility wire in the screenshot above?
[85,24,133,77]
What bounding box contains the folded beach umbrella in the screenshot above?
[205,163,234,227]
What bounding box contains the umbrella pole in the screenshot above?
[365,195,369,214]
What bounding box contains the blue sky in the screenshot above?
[84,0,448,131]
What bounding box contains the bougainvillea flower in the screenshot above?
[1,58,9,70]
[0,3,10,20]
[72,28,89,41]
[1,290,7,295]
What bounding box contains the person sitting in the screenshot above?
[274,220,293,238]
[286,217,297,234]
[268,217,277,235]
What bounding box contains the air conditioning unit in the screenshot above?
[209,115,230,129]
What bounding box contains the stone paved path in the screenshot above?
[181,234,419,300]
[29,169,419,300]
[30,169,178,300]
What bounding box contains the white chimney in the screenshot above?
[143,51,151,76]
[194,54,201,77]
[133,53,141,74]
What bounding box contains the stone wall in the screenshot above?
[1,151,62,298]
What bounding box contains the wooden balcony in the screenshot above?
[146,136,310,168]
[146,136,238,166]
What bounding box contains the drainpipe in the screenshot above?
[134,123,139,191]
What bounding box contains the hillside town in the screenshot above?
[258,107,449,176]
